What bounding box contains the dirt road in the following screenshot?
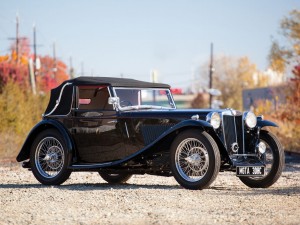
[1,157,299,225]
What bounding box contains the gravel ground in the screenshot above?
[1,155,300,225]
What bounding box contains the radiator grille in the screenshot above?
[235,115,244,154]
[223,115,244,154]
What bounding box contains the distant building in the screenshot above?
[253,68,285,86]
[243,85,287,111]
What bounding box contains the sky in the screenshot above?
[1,0,300,89]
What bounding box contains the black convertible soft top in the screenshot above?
[44,76,170,116]
[69,76,170,88]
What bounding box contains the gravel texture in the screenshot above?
[1,157,300,225]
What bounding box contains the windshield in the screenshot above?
[113,88,176,110]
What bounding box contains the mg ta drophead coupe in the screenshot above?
[17,77,284,190]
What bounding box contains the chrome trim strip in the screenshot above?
[232,154,257,157]
[71,162,112,167]
[125,122,130,138]
[242,114,245,154]
[221,109,232,151]
[112,87,176,111]
[233,114,238,144]
[44,82,72,117]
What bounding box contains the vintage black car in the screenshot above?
[16,77,284,190]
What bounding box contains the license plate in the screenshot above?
[236,166,265,176]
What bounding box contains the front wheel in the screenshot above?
[170,130,221,190]
[239,130,285,188]
[99,172,132,184]
[30,129,72,185]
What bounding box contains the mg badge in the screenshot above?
[231,142,239,153]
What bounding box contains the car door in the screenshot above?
[72,86,127,163]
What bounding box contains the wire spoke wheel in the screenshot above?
[175,138,209,182]
[30,129,71,185]
[35,137,65,178]
[239,130,284,188]
[170,130,220,190]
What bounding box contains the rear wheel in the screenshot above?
[99,172,132,184]
[30,129,71,185]
[170,130,220,190]
[239,130,284,188]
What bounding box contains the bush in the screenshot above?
[0,79,49,160]
[254,100,300,154]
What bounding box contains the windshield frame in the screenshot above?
[112,87,177,111]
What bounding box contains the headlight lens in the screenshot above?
[257,142,266,154]
[207,112,221,129]
[244,111,257,128]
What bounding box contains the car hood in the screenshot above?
[119,108,227,121]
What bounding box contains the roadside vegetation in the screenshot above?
[0,38,69,160]
[0,80,49,159]
[263,10,300,153]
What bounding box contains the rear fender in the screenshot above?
[16,119,75,162]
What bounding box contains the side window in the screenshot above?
[77,86,113,110]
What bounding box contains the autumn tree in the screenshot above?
[266,9,300,153]
[0,37,70,92]
[269,10,300,73]
[195,56,263,110]
[36,56,69,91]
[0,37,31,90]
[0,37,70,159]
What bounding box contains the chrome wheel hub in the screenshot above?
[185,153,201,166]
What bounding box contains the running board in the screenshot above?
[68,162,113,170]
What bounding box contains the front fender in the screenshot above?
[166,119,213,134]
[126,119,213,158]
[257,119,278,128]
[16,119,75,162]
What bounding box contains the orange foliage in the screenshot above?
[0,37,70,92]
[36,56,69,91]
[262,64,300,153]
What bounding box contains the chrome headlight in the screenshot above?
[244,111,257,128]
[206,112,221,129]
[256,142,266,154]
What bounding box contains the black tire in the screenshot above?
[30,129,72,185]
[170,129,221,190]
[239,130,285,188]
[99,172,132,184]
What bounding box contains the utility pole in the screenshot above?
[81,62,84,76]
[29,24,37,95]
[209,43,214,108]
[16,13,19,63]
[53,42,57,78]
[8,14,26,63]
[69,56,74,78]
[33,24,37,79]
